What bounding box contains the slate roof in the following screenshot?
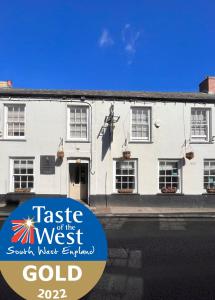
[0,88,215,103]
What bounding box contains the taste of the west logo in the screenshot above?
[0,198,107,300]
[11,218,35,244]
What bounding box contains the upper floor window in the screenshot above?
[191,108,210,142]
[114,160,137,193]
[131,107,151,142]
[159,160,181,193]
[11,158,34,192]
[5,104,25,138]
[68,106,88,141]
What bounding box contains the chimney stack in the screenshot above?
[0,80,13,88]
[199,77,215,94]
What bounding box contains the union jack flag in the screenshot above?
[11,218,35,244]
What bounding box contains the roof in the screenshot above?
[0,88,215,103]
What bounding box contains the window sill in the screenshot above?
[157,193,184,196]
[7,192,35,195]
[129,141,153,144]
[65,140,90,143]
[0,138,26,142]
[189,141,213,144]
[112,193,139,195]
[202,193,215,195]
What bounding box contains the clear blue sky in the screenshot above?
[0,0,214,92]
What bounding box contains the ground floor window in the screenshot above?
[114,160,137,193]
[12,158,34,191]
[204,160,215,190]
[159,160,180,192]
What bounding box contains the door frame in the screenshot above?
[67,158,90,205]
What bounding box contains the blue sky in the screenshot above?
[0,0,214,92]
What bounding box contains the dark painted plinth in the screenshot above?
[0,193,67,204]
[89,194,215,208]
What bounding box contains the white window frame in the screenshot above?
[190,107,211,142]
[10,158,35,192]
[67,105,89,141]
[158,159,181,193]
[130,106,151,142]
[4,104,26,139]
[113,159,137,193]
[204,159,215,190]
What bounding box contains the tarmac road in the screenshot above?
[1,217,215,300]
[86,217,215,300]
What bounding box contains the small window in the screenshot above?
[191,108,210,142]
[159,160,181,192]
[114,160,137,193]
[12,159,34,191]
[68,106,88,140]
[131,107,151,141]
[204,160,215,189]
[5,104,25,138]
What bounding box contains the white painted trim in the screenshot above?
[66,105,89,142]
[3,103,26,140]
[9,157,35,193]
[67,158,90,164]
[190,107,211,142]
[113,159,137,193]
[130,106,151,142]
[158,159,182,193]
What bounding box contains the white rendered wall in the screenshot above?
[0,97,214,196]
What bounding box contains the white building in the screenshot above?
[1,77,215,207]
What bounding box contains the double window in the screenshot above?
[159,160,181,192]
[131,107,151,142]
[11,159,34,191]
[68,106,88,141]
[191,108,210,142]
[114,160,137,193]
[5,104,25,138]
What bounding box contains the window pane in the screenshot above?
[15,182,20,189]
[129,182,135,189]
[159,177,165,183]
[116,183,121,189]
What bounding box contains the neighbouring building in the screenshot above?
[1,77,215,207]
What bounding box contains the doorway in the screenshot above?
[69,163,88,202]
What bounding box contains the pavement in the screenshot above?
[0,202,17,219]
[90,206,215,218]
[2,201,215,219]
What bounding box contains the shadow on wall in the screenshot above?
[55,157,63,167]
[101,126,112,161]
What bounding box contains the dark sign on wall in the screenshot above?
[40,155,56,174]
